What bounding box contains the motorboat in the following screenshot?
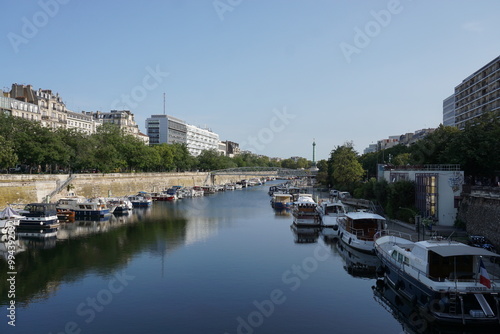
[292,194,320,227]
[375,235,500,325]
[57,197,111,218]
[337,211,386,252]
[17,203,59,238]
[128,194,153,207]
[317,200,347,238]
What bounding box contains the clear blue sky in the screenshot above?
[2,0,499,161]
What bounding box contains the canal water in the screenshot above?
[0,182,497,334]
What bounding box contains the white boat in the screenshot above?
[317,200,347,238]
[106,197,133,214]
[337,211,386,252]
[17,203,60,238]
[0,207,23,234]
[375,235,500,325]
[57,197,111,218]
[292,195,320,227]
[128,194,153,207]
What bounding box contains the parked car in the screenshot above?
[468,235,497,253]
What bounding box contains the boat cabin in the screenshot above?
[342,212,385,241]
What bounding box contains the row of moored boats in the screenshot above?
[270,183,500,326]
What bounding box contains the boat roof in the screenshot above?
[345,212,385,220]
[416,240,500,257]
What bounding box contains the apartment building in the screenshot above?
[85,110,140,136]
[453,55,500,129]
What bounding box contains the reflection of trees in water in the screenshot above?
[0,213,188,306]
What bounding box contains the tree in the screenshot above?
[0,135,18,170]
[328,142,364,191]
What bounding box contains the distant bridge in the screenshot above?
[210,167,314,178]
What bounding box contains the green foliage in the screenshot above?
[0,114,315,173]
[328,142,364,191]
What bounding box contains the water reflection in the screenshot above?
[0,205,191,306]
[372,280,500,334]
[334,238,381,279]
[290,225,320,244]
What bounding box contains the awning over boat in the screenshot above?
[345,212,385,220]
[428,244,500,258]
[0,206,23,219]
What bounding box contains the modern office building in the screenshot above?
[453,55,500,129]
[145,114,187,145]
[442,94,455,127]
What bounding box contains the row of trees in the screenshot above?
[0,114,312,173]
[316,112,500,222]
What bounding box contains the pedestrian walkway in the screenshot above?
[386,218,468,242]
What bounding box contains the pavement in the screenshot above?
[386,218,468,242]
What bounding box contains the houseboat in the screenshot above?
[17,203,60,238]
[375,235,500,325]
[337,211,386,252]
[292,195,320,227]
[271,193,293,209]
[57,197,111,218]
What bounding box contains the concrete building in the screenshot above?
[442,94,455,127]
[218,141,227,156]
[377,136,399,151]
[363,143,378,154]
[186,124,219,157]
[454,55,500,129]
[382,164,464,227]
[224,141,240,157]
[145,114,187,145]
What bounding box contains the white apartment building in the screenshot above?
[186,124,219,157]
[67,111,98,135]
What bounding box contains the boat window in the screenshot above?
[391,251,398,261]
[86,205,92,209]
[397,253,404,263]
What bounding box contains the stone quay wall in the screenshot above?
[457,187,500,249]
[0,172,272,207]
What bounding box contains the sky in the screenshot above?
[2,0,500,161]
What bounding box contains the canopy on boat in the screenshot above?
[423,242,500,258]
[0,206,23,219]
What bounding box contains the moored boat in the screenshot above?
[337,211,386,252]
[0,206,23,234]
[292,195,320,227]
[271,193,293,209]
[375,235,500,325]
[128,194,153,207]
[317,200,347,238]
[57,197,111,218]
[17,203,60,238]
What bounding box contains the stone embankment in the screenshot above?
[457,186,500,250]
[0,172,264,207]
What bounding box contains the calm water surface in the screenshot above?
[1,183,495,334]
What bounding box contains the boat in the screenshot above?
[0,206,23,234]
[270,193,293,209]
[337,211,386,252]
[17,203,60,238]
[128,194,153,207]
[57,197,111,218]
[317,200,347,238]
[375,235,500,325]
[106,197,133,214]
[291,194,320,227]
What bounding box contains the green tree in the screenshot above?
[328,142,364,191]
[0,135,18,170]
